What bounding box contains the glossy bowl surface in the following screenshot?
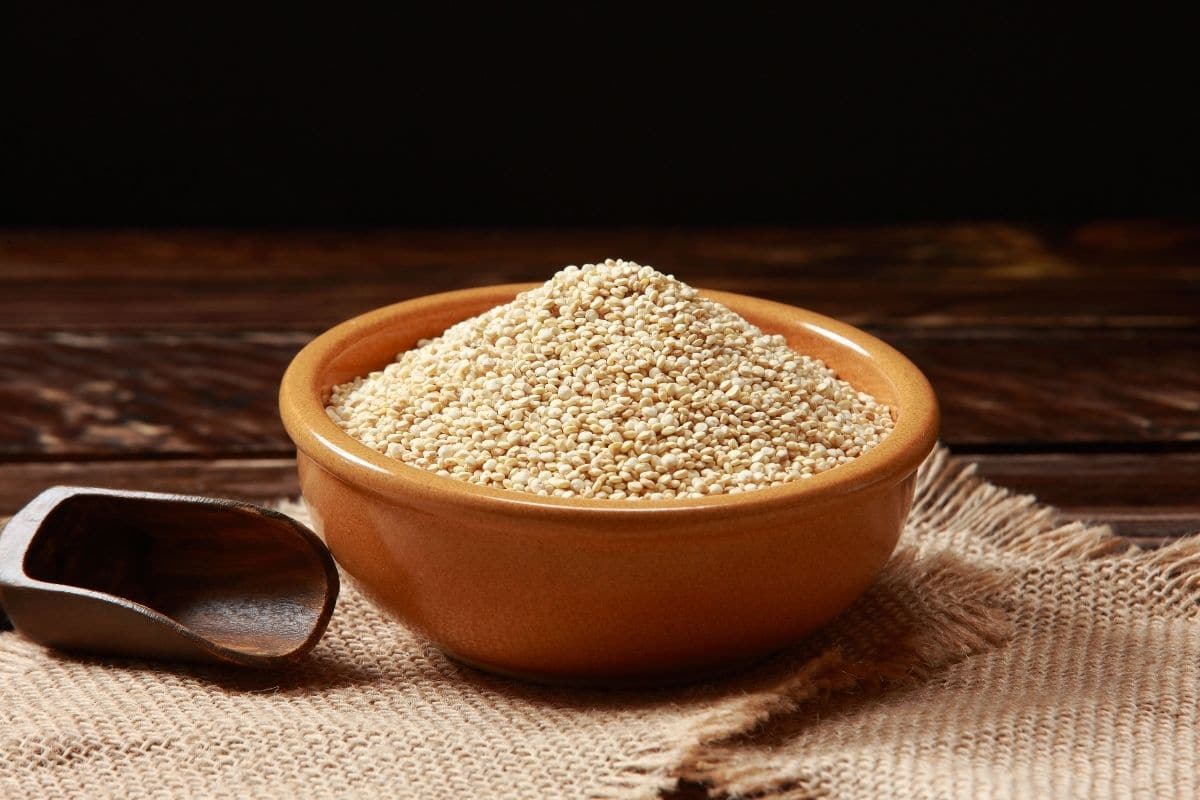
[280,284,938,683]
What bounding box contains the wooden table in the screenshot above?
[1,223,1196,542]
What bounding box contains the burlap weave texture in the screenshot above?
[2,449,1197,799]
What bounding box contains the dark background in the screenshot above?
[3,7,1196,227]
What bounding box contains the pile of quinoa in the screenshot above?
[327,259,893,500]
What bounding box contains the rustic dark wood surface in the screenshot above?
[1,223,1196,799]
[0,222,1196,548]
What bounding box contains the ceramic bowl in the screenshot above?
[280,285,938,684]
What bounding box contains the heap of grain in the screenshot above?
[327,259,893,500]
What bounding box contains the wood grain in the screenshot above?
[969,452,1200,541]
[2,329,1195,458]
[0,455,1193,543]
[0,224,1196,330]
[0,459,300,513]
[1,279,1194,331]
[890,329,1200,447]
[0,332,305,456]
[4,222,1197,282]
[967,453,1200,508]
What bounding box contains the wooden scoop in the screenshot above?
[0,487,338,669]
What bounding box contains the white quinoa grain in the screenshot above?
[327,259,893,500]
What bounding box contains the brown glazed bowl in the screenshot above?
[280,285,938,684]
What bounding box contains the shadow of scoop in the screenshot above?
[0,487,339,669]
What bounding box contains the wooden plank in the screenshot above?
[0,459,300,515]
[0,279,1194,331]
[968,453,1200,541]
[1063,512,1200,545]
[1,329,1195,459]
[0,456,1193,542]
[0,225,1196,330]
[3,223,1198,283]
[890,329,1200,447]
[967,453,1200,508]
[0,331,303,457]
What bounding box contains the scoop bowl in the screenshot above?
[0,487,339,669]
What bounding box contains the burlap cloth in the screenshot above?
[3,449,1198,799]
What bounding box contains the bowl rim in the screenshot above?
[280,283,939,521]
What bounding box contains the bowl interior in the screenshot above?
[283,283,937,514]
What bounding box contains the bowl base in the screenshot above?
[440,647,778,689]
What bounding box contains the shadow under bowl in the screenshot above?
[280,285,938,684]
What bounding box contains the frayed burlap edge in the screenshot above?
[613,450,1032,798]
[655,451,1200,800]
